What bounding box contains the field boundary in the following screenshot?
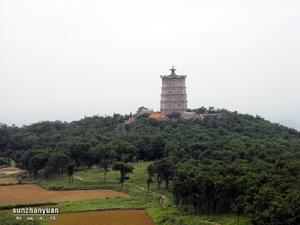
[0,202,58,210]
[53,208,148,215]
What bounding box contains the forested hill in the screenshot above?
[1,108,300,224]
[0,109,300,165]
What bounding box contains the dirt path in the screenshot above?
[133,184,221,225]
[74,175,85,181]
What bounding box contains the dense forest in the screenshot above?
[0,107,299,225]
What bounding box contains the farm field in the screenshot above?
[0,162,251,225]
[49,210,155,225]
[0,177,18,184]
[0,184,128,206]
[0,166,25,175]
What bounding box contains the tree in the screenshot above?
[167,112,181,121]
[70,146,92,169]
[146,164,155,194]
[20,150,37,176]
[155,158,175,190]
[231,195,246,225]
[102,159,110,182]
[117,141,137,162]
[44,152,74,179]
[149,136,166,160]
[113,162,134,188]
[152,161,162,190]
[66,161,76,183]
[91,144,106,168]
[193,107,207,114]
[29,152,49,178]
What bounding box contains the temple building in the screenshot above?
[160,66,187,114]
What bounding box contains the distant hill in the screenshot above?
[0,107,299,164]
[1,107,299,225]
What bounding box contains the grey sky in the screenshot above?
[0,0,300,130]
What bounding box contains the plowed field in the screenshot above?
[49,210,155,225]
[0,177,18,184]
[0,184,128,206]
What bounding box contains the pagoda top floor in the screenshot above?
[160,66,186,79]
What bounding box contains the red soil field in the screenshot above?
[0,177,18,184]
[0,184,128,206]
[49,210,155,225]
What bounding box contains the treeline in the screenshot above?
[16,141,138,181]
[148,155,299,225]
[0,107,300,224]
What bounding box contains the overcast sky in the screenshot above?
[0,0,299,130]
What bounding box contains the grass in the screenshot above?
[147,208,251,225]
[0,162,251,225]
[0,207,49,225]
[0,210,47,225]
[201,214,251,225]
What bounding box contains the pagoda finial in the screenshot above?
[170,65,176,75]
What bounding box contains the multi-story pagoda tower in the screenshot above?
[160,66,187,114]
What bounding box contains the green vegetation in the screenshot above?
[0,210,44,225]
[148,208,251,225]
[113,162,134,188]
[0,157,10,168]
[0,107,299,224]
[0,162,251,225]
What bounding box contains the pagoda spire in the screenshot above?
[170,65,176,76]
